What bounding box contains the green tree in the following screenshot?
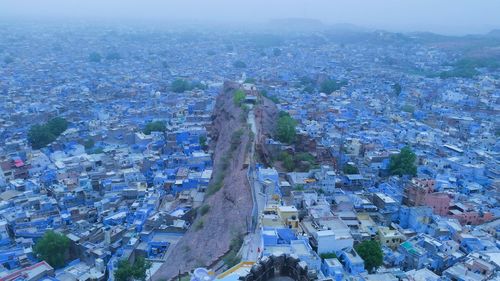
[276,111,297,144]
[83,139,95,149]
[320,79,347,94]
[46,117,69,136]
[320,252,337,260]
[282,152,295,172]
[143,121,166,135]
[190,81,207,90]
[343,164,359,175]
[171,79,191,93]
[199,135,207,149]
[28,117,68,149]
[34,230,70,268]
[389,146,417,177]
[244,77,256,83]
[114,257,152,281]
[88,52,102,63]
[402,104,415,114]
[106,52,122,60]
[4,56,14,64]
[233,90,246,106]
[303,85,315,94]
[354,240,383,273]
[28,125,56,149]
[393,83,402,96]
[233,60,247,68]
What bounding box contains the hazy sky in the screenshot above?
[1,0,500,35]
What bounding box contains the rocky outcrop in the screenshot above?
[153,82,252,280]
[254,95,279,166]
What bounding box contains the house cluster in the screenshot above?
[217,33,499,281]
[239,161,498,281]
[0,29,219,279]
[1,22,499,281]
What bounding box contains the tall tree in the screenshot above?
[144,121,166,135]
[354,240,383,273]
[115,257,152,281]
[28,117,68,149]
[389,146,417,177]
[276,111,297,144]
[34,231,70,268]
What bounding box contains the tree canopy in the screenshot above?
[320,252,337,260]
[114,257,152,281]
[171,79,191,93]
[4,56,14,64]
[276,111,297,144]
[88,52,102,63]
[34,230,70,269]
[143,121,166,135]
[233,60,247,68]
[320,79,347,94]
[233,89,246,106]
[28,117,68,149]
[393,83,402,96]
[106,52,122,60]
[354,240,383,273]
[171,79,206,93]
[389,146,417,177]
[343,164,359,175]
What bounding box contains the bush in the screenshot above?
[206,173,224,196]
[199,204,210,216]
[231,129,244,147]
[193,219,204,231]
[281,152,295,172]
[224,234,243,268]
[320,252,337,260]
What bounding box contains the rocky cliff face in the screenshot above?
[254,95,279,166]
[153,83,252,280]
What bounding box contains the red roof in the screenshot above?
[14,160,24,168]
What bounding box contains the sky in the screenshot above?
[1,0,500,35]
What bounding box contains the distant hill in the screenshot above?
[268,18,325,30]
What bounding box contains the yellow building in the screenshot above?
[277,205,299,228]
[378,226,406,250]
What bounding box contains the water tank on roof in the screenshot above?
[191,268,215,281]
